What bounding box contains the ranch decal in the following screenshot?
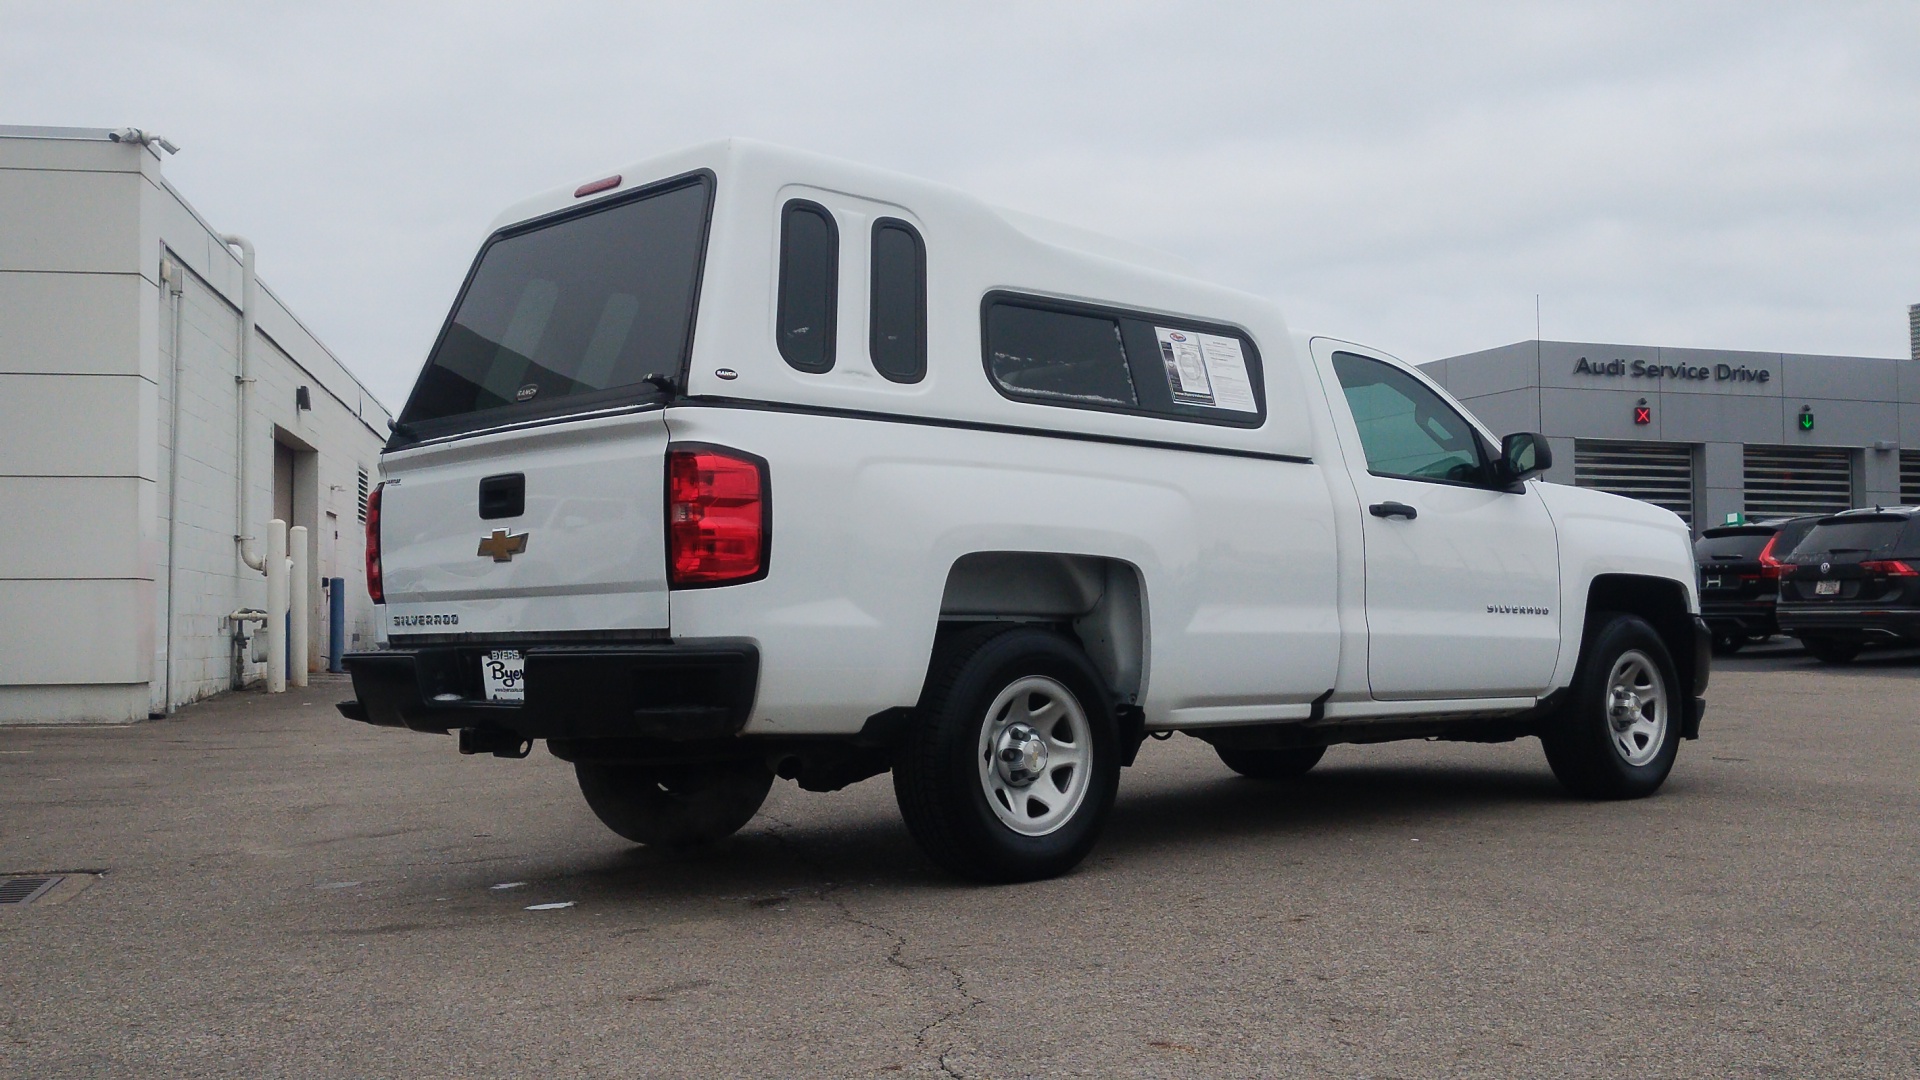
[1573,357,1771,383]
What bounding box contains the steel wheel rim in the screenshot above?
[1604,649,1668,767]
[976,675,1093,837]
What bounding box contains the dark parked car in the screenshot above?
[1694,516,1821,654]
[1775,506,1920,664]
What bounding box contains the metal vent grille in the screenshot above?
[1574,440,1694,528]
[1744,445,1854,518]
[1903,450,1920,506]
[0,875,61,906]
[356,468,370,523]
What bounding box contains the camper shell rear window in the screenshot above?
[980,293,1265,428]
[393,171,715,446]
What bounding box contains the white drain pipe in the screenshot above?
[266,519,288,693]
[223,235,266,576]
[160,255,186,713]
[289,525,309,688]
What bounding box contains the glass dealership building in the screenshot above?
[1421,320,1920,533]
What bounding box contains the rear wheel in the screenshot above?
[893,625,1119,883]
[1799,636,1860,665]
[1540,613,1681,799]
[1215,744,1326,779]
[1710,631,1746,656]
[575,759,773,848]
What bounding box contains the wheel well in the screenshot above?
[1584,573,1700,697]
[937,552,1146,704]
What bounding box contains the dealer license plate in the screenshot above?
[482,650,525,702]
[1814,580,1841,596]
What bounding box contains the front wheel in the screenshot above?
[1540,613,1681,799]
[893,625,1120,883]
[575,759,773,848]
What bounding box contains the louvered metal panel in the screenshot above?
[0,875,61,906]
[1574,440,1694,527]
[1902,450,1920,506]
[1743,446,1854,519]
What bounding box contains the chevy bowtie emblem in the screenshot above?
[478,529,529,562]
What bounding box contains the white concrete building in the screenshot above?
[1,126,392,723]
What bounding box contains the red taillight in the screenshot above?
[1756,534,1787,579]
[365,482,385,603]
[667,447,767,586]
[1861,560,1917,577]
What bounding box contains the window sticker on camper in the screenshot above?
[1155,328,1256,412]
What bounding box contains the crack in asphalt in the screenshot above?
[920,961,985,1079]
[757,813,984,1075]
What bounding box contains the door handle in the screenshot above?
[1369,501,1418,520]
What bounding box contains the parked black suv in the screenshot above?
[1694,516,1821,654]
[1775,506,1920,664]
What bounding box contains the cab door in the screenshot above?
[1312,341,1560,700]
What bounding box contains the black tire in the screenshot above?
[1540,612,1682,799]
[1710,631,1745,656]
[1215,744,1326,779]
[1799,636,1860,665]
[893,624,1120,883]
[574,759,773,848]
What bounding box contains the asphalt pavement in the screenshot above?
[3,649,1918,1078]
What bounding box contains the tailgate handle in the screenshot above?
[478,473,526,520]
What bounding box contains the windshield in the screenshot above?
[396,174,713,440]
[1790,517,1907,560]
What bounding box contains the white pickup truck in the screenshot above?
[341,140,1708,882]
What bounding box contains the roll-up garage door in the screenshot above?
[1901,450,1920,506]
[1743,445,1854,518]
[1574,440,1694,527]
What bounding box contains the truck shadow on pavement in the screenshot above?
[489,758,1606,903]
[1095,761,1576,862]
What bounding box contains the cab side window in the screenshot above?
[777,200,838,373]
[1331,352,1486,484]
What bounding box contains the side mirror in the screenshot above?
[1498,432,1553,485]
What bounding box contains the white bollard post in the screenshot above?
[266,519,288,693]
[289,525,309,688]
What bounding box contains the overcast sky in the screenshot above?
[6,2,1917,410]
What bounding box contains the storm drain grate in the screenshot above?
[0,875,63,906]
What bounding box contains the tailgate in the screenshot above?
[380,409,671,635]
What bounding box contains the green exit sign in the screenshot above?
[1798,406,1815,431]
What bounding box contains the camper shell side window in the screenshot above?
[777,200,838,373]
[869,218,927,384]
[980,292,1266,428]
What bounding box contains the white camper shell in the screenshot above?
[343,141,1709,882]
